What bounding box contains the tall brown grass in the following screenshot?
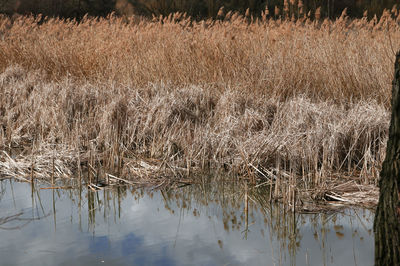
[0,11,399,204]
[0,11,399,102]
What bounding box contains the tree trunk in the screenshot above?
[374,51,400,266]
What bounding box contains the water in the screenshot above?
[0,179,374,266]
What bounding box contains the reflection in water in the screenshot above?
[0,179,374,266]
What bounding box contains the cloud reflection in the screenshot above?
[0,180,374,266]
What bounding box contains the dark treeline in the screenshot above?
[0,0,398,19]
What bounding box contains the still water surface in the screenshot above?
[0,179,374,266]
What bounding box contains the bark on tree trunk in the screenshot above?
[374,51,400,266]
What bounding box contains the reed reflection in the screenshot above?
[0,178,374,266]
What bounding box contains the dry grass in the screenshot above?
[0,11,399,207]
[0,11,399,102]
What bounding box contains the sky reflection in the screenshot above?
[0,179,374,266]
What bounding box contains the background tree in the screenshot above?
[0,0,398,19]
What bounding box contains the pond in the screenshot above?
[0,179,374,266]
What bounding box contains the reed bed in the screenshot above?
[0,10,399,207]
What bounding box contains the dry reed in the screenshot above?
[0,10,399,207]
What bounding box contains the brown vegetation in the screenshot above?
[0,11,399,207]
